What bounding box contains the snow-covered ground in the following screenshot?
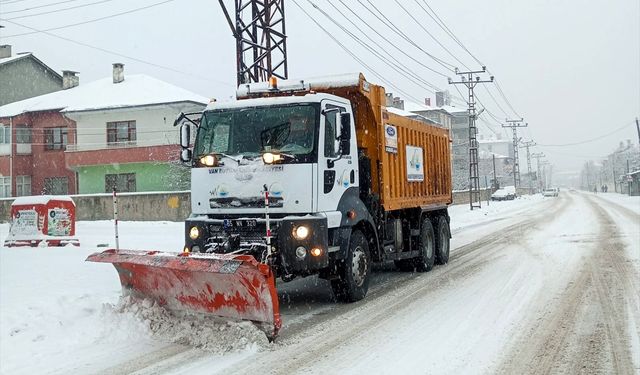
[1,192,638,374]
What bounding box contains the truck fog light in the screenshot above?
[294,226,310,240]
[295,246,307,259]
[310,248,323,257]
[191,245,201,253]
[189,226,200,240]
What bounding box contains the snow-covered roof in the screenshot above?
[0,52,62,79]
[0,53,30,66]
[403,101,466,115]
[12,195,75,205]
[478,138,510,144]
[387,107,420,118]
[0,74,209,118]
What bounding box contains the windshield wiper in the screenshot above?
[260,121,291,149]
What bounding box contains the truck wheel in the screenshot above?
[434,216,450,265]
[415,218,435,272]
[331,230,371,302]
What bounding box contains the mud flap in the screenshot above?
[86,249,281,340]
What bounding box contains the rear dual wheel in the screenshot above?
[395,214,449,271]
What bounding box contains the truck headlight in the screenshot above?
[293,225,310,240]
[262,152,282,164]
[189,226,200,240]
[199,154,216,167]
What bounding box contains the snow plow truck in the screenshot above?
[87,73,453,340]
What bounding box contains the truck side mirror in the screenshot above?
[180,122,192,162]
[180,121,190,148]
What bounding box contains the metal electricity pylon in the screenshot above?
[502,119,528,188]
[448,67,494,210]
[219,0,289,86]
[520,140,536,193]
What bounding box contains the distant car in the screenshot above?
[491,186,516,201]
[543,188,559,197]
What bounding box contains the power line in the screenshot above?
[416,1,524,120]
[310,0,450,80]
[392,0,471,71]
[305,0,446,93]
[493,78,522,118]
[357,0,456,74]
[481,83,510,118]
[1,0,176,37]
[1,0,83,14]
[0,19,234,87]
[327,0,446,91]
[290,0,427,106]
[537,121,636,147]
[417,0,484,67]
[4,0,119,20]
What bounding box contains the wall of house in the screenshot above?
[0,112,76,196]
[68,103,204,151]
[0,58,62,106]
[77,162,178,194]
[0,190,537,223]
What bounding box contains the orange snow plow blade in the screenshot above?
[86,249,281,340]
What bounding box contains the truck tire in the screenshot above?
[434,215,450,265]
[415,218,435,272]
[331,230,371,302]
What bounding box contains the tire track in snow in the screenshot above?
[217,197,573,374]
[94,196,568,375]
[497,193,638,375]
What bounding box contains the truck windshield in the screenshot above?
[195,104,319,162]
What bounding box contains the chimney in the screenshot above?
[425,98,431,107]
[62,70,79,89]
[112,63,124,84]
[0,45,11,59]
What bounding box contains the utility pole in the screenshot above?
[531,152,545,192]
[502,119,527,189]
[541,161,551,190]
[219,0,289,86]
[448,67,494,210]
[492,153,497,189]
[520,140,536,194]
[636,117,640,145]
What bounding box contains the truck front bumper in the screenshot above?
[184,215,329,276]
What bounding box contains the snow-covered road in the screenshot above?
[1,191,638,374]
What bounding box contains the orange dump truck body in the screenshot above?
[297,73,453,212]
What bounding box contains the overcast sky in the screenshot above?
[0,0,638,173]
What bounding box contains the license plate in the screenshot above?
[224,219,258,231]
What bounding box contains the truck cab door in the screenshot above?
[317,101,358,213]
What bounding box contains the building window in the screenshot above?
[0,125,10,144]
[44,177,68,195]
[44,127,68,150]
[16,126,32,144]
[0,176,10,197]
[105,173,136,193]
[16,175,31,196]
[107,121,136,144]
